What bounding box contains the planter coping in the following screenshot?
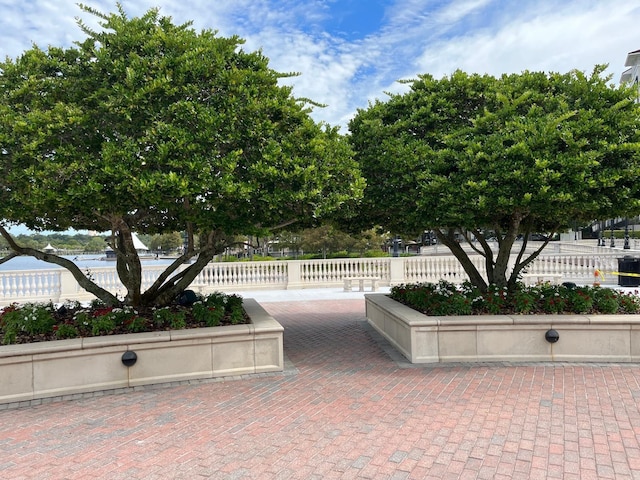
[365,293,640,326]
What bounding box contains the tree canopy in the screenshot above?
[0,4,363,306]
[348,67,640,291]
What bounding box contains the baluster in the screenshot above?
[30,274,39,297]
[433,257,441,283]
[226,263,233,285]
[235,263,242,285]
[258,263,265,285]
[248,262,255,285]
[222,263,229,285]
[9,274,18,298]
[52,272,61,299]
[418,258,426,283]
[211,263,219,286]
[414,258,421,282]
[265,263,271,284]
[237,263,245,285]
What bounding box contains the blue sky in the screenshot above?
[1,0,639,130]
[1,0,640,235]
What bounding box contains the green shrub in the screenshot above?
[0,302,56,344]
[620,293,640,313]
[228,305,246,324]
[390,282,640,316]
[535,284,569,314]
[567,287,594,313]
[192,302,225,327]
[152,307,186,330]
[482,284,509,314]
[0,291,247,345]
[510,287,537,314]
[55,323,79,339]
[91,315,116,336]
[593,287,620,314]
[125,316,148,333]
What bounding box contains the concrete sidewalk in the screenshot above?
[236,286,392,303]
[1,293,640,479]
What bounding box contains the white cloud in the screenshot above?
[414,0,640,82]
[0,0,639,129]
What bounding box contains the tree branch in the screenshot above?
[0,225,120,305]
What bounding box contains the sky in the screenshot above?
[1,0,639,235]
[1,0,639,131]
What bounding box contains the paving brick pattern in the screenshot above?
[2,298,640,479]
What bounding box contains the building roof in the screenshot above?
[625,50,640,67]
[621,67,634,84]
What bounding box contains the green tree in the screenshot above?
[148,232,183,253]
[84,236,107,253]
[301,224,353,258]
[348,67,640,292]
[0,5,362,306]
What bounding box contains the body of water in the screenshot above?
[0,254,175,271]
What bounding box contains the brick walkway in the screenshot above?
[2,298,640,479]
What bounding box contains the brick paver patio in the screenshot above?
[2,297,640,479]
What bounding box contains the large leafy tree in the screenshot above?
[0,5,363,306]
[348,67,640,292]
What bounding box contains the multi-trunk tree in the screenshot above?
[348,67,640,292]
[0,5,363,306]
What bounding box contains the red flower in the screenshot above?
[92,307,114,318]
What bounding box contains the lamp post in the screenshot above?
[625,218,631,249]
[392,236,400,257]
[610,221,615,248]
[598,220,604,247]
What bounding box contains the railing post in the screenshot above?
[286,260,303,289]
[389,257,406,286]
[58,269,80,303]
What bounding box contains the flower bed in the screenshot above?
[389,281,640,316]
[366,282,640,364]
[0,297,283,406]
[0,292,247,345]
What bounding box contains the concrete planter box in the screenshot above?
[0,299,283,405]
[365,294,640,364]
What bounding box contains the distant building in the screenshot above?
[104,233,149,260]
[621,49,640,101]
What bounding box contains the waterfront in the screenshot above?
[0,254,175,271]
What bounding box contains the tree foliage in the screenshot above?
[0,4,363,306]
[348,67,640,291]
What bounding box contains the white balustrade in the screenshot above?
[0,270,62,304]
[0,251,634,305]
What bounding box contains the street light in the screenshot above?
[392,236,400,257]
[624,218,631,249]
[610,220,615,248]
[598,220,604,247]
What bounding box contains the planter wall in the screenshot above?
[0,299,283,405]
[365,294,640,364]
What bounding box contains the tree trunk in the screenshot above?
[110,222,143,306]
[435,229,488,292]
